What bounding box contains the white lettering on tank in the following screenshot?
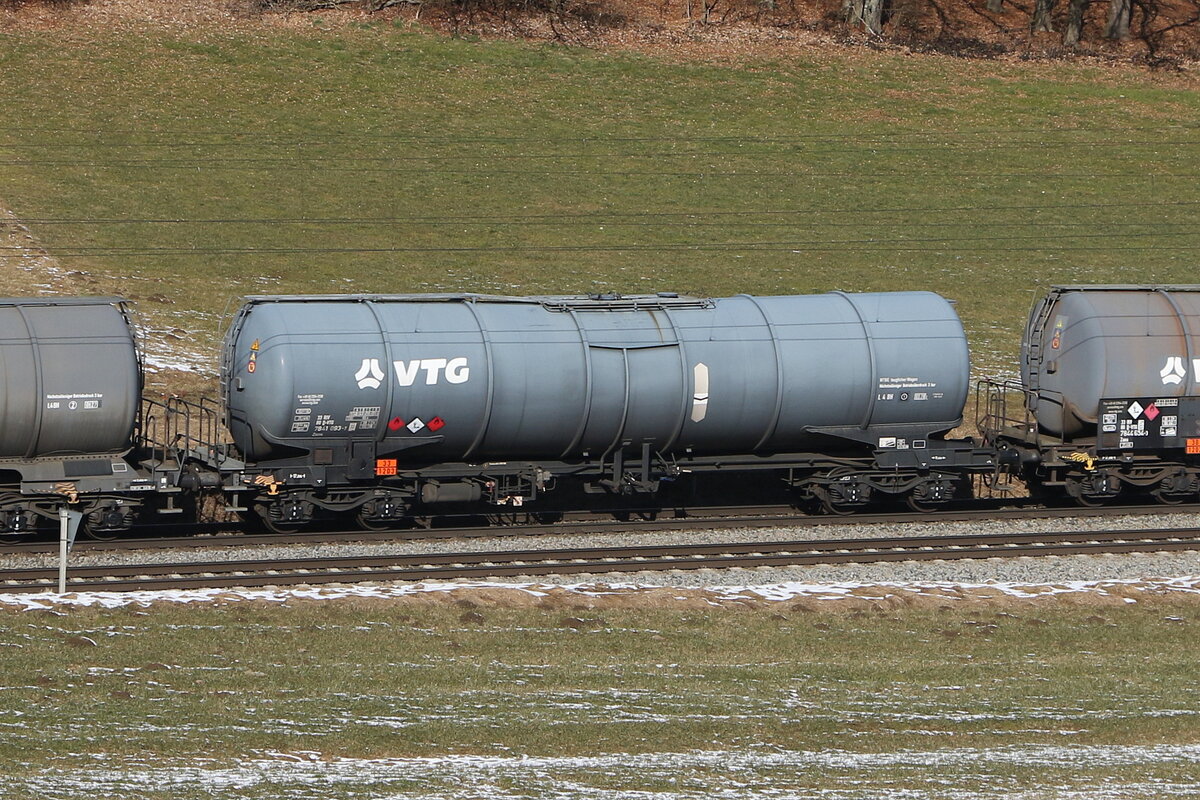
[446,357,470,384]
[421,358,448,385]
[394,360,422,387]
[393,358,471,387]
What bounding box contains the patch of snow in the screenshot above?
[2,576,1200,610]
[9,745,1200,798]
[141,348,216,376]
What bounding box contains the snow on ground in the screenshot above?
[141,344,216,377]
[12,744,1200,799]
[3,575,1200,611]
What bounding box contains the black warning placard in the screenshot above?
[1096,396,1200,452]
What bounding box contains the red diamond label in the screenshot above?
[1145,403,1160,421]
[427,416,445,432]
[387,417,405,432]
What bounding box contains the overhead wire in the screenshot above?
[2,129,1195,260]
[0,122,1196,141]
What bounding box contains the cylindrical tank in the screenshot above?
[1022,285,1200,437]
[222,292,970,464]
[0,298,140,458]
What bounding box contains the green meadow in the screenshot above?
[0,599,1198,797]
[1,22,1199,380]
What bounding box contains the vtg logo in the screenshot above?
[1159,355,1200,386]
[355,357,470,389]
[355,359,386,389]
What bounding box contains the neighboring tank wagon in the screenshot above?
[1022,286,1200,439]
[981,285,1200,505]
[0,297,150,535]
[0,297,140,458]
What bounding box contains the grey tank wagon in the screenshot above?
[979,285,1200,506]
[0,297,155,537]
[215,291,994,529]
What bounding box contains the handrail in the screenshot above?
[139,394,232,469]
[974,378,1067,447]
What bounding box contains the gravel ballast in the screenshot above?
[3,511,1200,588]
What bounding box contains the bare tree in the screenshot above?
[1105,0,1131,37]
[861,0,885,32]
[1064,0,1086,43]
[1031,0,1056,31]
[843,0,885,33]
[843,0,864,29]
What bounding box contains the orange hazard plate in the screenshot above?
[1187,439,1200,455]
[375,458,398,476]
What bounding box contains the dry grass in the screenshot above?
[0,593,1197,796]
[4,0,1200,65]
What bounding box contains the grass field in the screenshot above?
[2,15,1200,386]
[2,20,1200,795]
[1,596,1198,797]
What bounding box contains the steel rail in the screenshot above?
[4,500,1200,554]
[2,527,1197,593]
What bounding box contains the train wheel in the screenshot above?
[1151,474,1194,505]
[815,489,857,516]
[79,501,139,540]
[354,510,395,531]
[1065,475,1119,508]
[904,493,940,513]
[353,496,407,531]
[260,516,304,534]
[905,479,957,513]
[1068,487,1113,507]
[252,501,308,534]
[822,501,857,516]
[0,507,40,543]
[80,521,121,541]
[812,477,870,516]
[1150,488,1189,506]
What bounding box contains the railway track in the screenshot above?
[4,500,1200,554]
[3,526,1198,593]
